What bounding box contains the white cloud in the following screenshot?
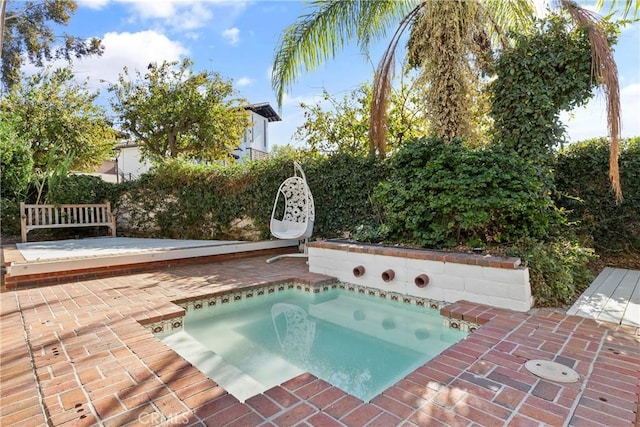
[170,3,214,31]
[222,27,240,45]
[118,0,176,19]
[111,0,247,33]
[281,93,324,107]
[70,31,189,90]
[76,0,110,9]
[236,77,254,87]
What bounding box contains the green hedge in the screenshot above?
[555,137,640,252]
[45,174,121,205]
[116,152,387,240]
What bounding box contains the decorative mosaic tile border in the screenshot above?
[146,281,478,334]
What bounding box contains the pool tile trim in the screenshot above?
[144,281,478,335]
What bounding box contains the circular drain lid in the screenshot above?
[525,360,579,383]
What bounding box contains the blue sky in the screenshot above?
[52,0,640,148]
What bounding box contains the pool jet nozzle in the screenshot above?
[381,269,395,282]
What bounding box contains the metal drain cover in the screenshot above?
[525,359,579,383]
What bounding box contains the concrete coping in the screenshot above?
[308,240,522,270]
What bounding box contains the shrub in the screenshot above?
[508,238,595,307]
[490,16,603,163]
[305,153,388,238]
[0,120,33,235]
[45,174,120,205]
[0,120,33,200]
[375,137,563,247]
[555,137,640,252]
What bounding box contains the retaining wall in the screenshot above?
[308,240,532,312]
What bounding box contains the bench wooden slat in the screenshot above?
[20,202,116,243]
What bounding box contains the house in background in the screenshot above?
[239,103,281,161]
[89,102,281,182]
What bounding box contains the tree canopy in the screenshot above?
[294,75,428,156]
[108,59,251,163]
[1,66,117,173]
[0,0,103,92]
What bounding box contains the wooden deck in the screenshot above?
[567,267,640,327]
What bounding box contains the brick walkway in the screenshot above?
[1,255,638,426]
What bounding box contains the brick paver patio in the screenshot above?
[1,255,638,426]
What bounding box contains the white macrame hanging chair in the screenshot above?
[266,162,315,264]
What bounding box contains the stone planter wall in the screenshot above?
[308,240,532,312]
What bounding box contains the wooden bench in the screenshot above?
[20,202,116,243]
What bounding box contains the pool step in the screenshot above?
[161,330,269,402]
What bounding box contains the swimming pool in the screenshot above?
[160,288,468,402]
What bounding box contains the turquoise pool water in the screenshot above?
[160,288,468,402]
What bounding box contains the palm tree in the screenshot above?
[273,0,535,155]
[272,0,638,199]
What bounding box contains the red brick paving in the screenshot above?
[1,253,639,426]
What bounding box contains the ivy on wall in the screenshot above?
[489,16,602,163]
[114,153,387,241]
[555,137,640,252]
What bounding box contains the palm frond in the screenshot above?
[482,0,536,49]
[370,3,425,158]
[562,0,622,201]
[595,0,640,18]
[271,0,412,108]
[355,1,418,54]
[484,0,536,34]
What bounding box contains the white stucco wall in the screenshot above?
[117,145,152,180]
[240,111,269,160]
[308,246,532,312]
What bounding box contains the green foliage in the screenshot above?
[0,119,33,200]
[375,137,563,247]
[108,58,250,163]
[45,174,120,205]
[33,147,74,204]
[271,0,414,107]
[490,15,606,162]
[2,66,117,172]
[555,137,640,252]
[0,119,33,234]
[1,0,103,91]
[508,238,595,307]
[294,76,428,156]
[304,153,389,238]
[116,152,387,240]
[351,224,389,243]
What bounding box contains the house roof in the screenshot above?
[246,102,281,122]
